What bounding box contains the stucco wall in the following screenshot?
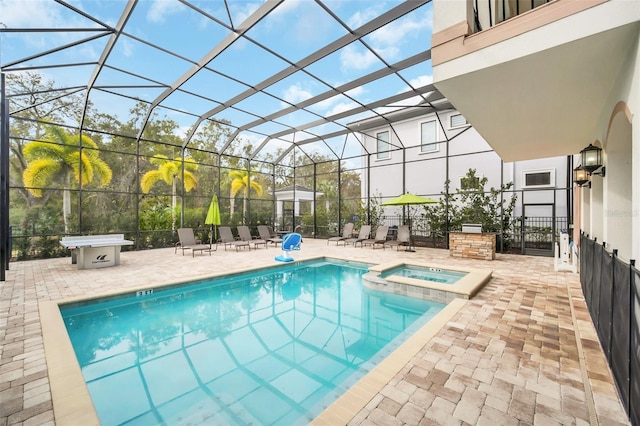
[359,110,570,222]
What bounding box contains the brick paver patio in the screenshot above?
[0,239,630,425]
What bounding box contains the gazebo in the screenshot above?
[274,186,323,230]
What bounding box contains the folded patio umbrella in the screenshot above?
[205,194,221,245]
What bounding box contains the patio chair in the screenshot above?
[275,233,302,262]
[258,225,282,246]
[219,226,250,251]
[361,225,389,249]
[176,228,215,257]
[237,225,267,249]
[343,225,371,247]
[384,225,411,250]
[327,222,354,245]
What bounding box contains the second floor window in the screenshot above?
[376,131,390,160]
[450,113,468,128]
[421,120,438,153]
[524,170,554,188]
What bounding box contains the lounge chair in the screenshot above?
[237,225,267,249]
[176,228,215,257]
[219,226,250,251]
[258,225,282,246]
[327,222,354,245]
[275,233,302,262]
[343,225,371,247]
[384,225,411,250]
[361,225,389,249]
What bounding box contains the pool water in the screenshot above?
[380,265,467,284]
[61,259,444,426]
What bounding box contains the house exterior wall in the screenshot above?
[430,0,639,261]
[630,39,639,261]
[359,110,570,224]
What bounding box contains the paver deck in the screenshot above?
[0,239,630,425]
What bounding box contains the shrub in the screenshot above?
[422,169,517,247]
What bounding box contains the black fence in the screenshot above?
[378,215,568,255]
[580,233,639,426]
[511,216,568,255]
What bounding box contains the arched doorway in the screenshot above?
[603,103,633,260]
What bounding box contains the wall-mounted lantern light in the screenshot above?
[573,165,589,186]
[580,143,603,174]
[576,144,605,189]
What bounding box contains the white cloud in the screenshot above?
[344,86,365,98]
[313,94,341,111]
[119,38,134,58]
[0,0,103,51]
[1,0,58,28]
[282,84,313,105]
[253,137,290,159]
[378,75,435,111]
[174,125,190,139]
[340,44,377,71]
[77,43,99,62]
[270,0,303,17]
[408,74,433,89]
[147,0,183,23]
[232,2,261,26]
[281,84,366,113]
[369,14,431,46]
[341,6,433,69]
[371,45,400,62]
[238,0,332,47]
[326,101,357,117]
[347,6,382,29]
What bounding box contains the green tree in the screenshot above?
[358,192,384,229]
[422,169,517,247]
[22,125,113,233]
[228,169,263,222]
[7,72,88,238]
[140,155,198,230]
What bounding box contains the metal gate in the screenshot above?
[521,204,556,256]
[280,201,295,231]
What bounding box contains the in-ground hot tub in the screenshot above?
[363,261,492,304]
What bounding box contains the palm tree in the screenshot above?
[229,169,263,223]
[22,125,112,233]
[317,180,337,212]
[141,154,198,230]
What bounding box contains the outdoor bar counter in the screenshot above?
[449,225,496,260]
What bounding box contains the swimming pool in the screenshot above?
[60,259,444,425]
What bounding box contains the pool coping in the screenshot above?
[39,256,469,425]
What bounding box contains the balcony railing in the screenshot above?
[579,232,639,425]
[474,0,553,32]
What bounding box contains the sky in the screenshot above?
[0,0,435,162]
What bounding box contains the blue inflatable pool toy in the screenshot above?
[275,233,302,262]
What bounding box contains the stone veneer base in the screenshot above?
[449,232,496,260]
